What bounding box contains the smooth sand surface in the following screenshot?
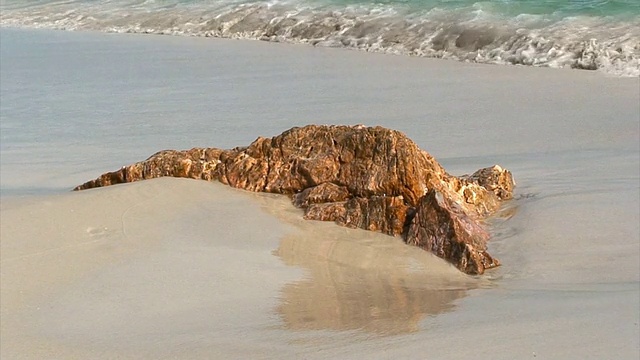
[1,179,294,358]
[1,178,476,359]
[1,28,638,359]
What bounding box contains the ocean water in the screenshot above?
[1,0,639,76]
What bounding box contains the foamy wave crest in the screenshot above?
[2,1,639,76]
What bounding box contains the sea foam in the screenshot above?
[1,0,638,76]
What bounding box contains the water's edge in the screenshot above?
[1,0,639,76]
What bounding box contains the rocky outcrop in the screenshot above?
[74,125,514,274]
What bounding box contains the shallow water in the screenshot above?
[1,27,637,194]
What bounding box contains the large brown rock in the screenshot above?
[74,125,514,274]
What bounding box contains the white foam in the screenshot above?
[2,1,639,75]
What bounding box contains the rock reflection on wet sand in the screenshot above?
[255,193,480,336]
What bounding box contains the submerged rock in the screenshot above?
[74,125,514,274]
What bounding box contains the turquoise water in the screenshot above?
[331,0,639,16]
[1,0,639,75]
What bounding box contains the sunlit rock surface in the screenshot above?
[75,125,514,274]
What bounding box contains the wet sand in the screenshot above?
[0,28,638,359]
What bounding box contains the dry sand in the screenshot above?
[1,28,638,359]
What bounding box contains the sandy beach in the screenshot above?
[1,28,639,359]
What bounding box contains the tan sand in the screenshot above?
[1,178,476,358]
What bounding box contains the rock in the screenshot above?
[293,183,350,208]
[74,125,514,274]
[304,196,410,237]
[464,165,515,200]
[74,148,226,189]
[406,190,499,275]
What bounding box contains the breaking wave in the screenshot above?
[1,0,639,76]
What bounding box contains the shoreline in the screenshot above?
[1,0,639,77]
[0,27,638,359]
[0,25,636,78]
